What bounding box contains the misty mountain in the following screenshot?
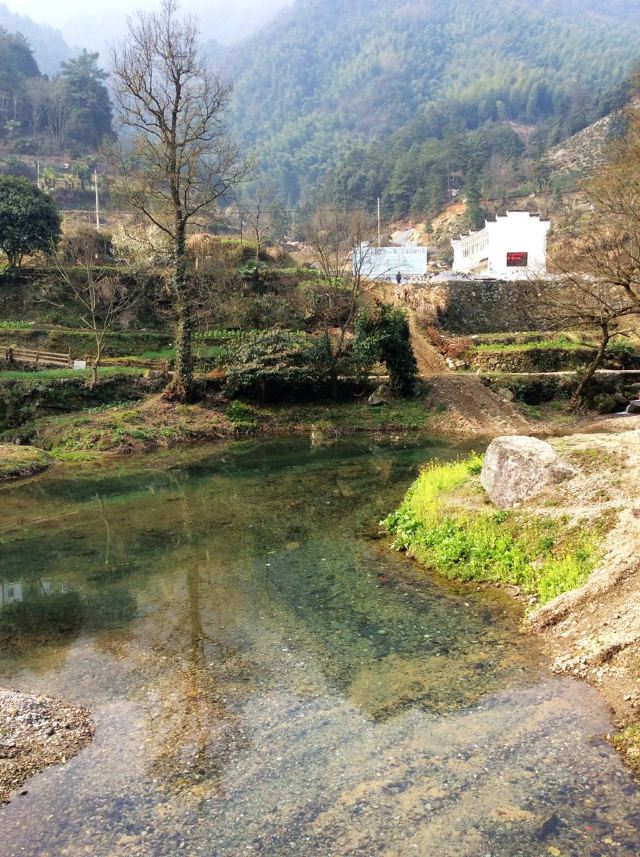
[0,3,71,76]
[226,0,640,210]
[36,0,294,57]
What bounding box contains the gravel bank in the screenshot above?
[0,688,94,804]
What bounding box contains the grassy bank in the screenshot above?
[33,397,234,459]
[21,396,439,461]
[383,454,600,604]
[0,445,50,481]
[248,399,439,435]
[613,726,640,777]
[0,369,154,433]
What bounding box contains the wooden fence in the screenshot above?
[101,357,170,373]
[4,347,170,374]
[5,346,71,368]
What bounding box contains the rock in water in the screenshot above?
[368,384,393,406]
[627,399,640,414]
[480,435,576,509]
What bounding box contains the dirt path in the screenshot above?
[409,316,448,374]
[382,280,532,434]
[378,281,448,375]
[424,374,531,437]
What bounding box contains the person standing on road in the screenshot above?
[396,271,402,284]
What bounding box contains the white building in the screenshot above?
[352,243,428,280]
[451,210,550,278]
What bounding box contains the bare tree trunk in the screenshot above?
[91,339,103,388]
[572,322,609,407]
[167,221,195,402]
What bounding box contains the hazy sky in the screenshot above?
[2,0,294,49]
[6,0,164,21]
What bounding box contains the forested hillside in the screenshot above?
[0,28,112,157]
[227,0,640,215]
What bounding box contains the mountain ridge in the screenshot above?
[224,0,640,210]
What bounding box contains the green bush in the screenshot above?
[354,304,418,395]
[605,337,640,368]
[223,330,328,401]
[226,400,260,433]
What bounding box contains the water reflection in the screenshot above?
[0,437,639,856]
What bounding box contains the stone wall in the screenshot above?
[468,347,640,373]
[399,280,544,333]
[480,370,640,408]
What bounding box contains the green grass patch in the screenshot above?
[0,320,31,329]
[383,455,600,604]
[0,444,50,481]
[473,334,592,353]
[0,366,144,383]
[262,399,432,433]
[612,724,640,776]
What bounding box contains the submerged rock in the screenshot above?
[481,435,577,509]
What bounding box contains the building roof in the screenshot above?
[452,209,550,241]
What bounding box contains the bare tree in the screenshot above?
[526,100,640,405]
[304,207,377,386]
[530,264,640,405]
[45,83,69,148]
[237,190,287,261]
[44,238,142,387]
[111,0,247,401]
[529,126,640,402]
[25,78,49,142]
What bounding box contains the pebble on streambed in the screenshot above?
[0,688,94,804]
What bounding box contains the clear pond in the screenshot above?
[0,437,639,856]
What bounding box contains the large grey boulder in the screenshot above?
[368,384,393,406]
[481,436,577,509]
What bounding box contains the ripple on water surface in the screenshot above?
[0,437,639,856]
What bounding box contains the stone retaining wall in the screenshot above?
[480,370,640,408]
[398,280,543,333]
[468,347,620,373]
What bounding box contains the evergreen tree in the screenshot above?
[57,51,113,148]
[0,175,60,267]
[464,170,485,231]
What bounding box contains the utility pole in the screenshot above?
[36,161,40,190]
[94,170,100,231]
[377,197,381,248]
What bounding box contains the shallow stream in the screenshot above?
[1,437,639,856]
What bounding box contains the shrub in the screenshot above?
[223,330,326,401]
[605,337,639,368]
[60,227,114,265]
[226,400,260,433]
[354,304,418,394]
